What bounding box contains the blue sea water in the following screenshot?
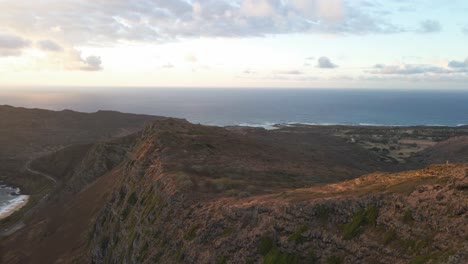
[1,88,468,127]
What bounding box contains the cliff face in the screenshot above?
[89,121,467,264]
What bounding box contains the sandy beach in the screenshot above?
[0,195,29,220]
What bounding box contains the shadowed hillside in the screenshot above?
[409,136,468,165]
[0,105,167,159]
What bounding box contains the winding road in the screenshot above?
[24,158,57,184]
[0,156,57,237]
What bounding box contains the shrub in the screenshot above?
[258,237,298,264]
[288,224,308,244]
[305,249,319,264]
[341,205,380,240]
[184,224,199,241]
[316,205,330,224]
[383,229,396,245]
[402,209,414,223]
[326,255,342,264]
[217,256,227,264]
[127,192,138,206]
[259,237,274,256]
[263,247,298,264]
[174,172,194,190]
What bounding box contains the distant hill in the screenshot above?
[0,105,168,159]
[409,136,468,165]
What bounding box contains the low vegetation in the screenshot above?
[258,237,298,264]
[288,224,308,244]
[341,205,379,240]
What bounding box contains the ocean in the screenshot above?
[1,88,468,127]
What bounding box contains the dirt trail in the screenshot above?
[24,158,57,184]
[0,157,57,237]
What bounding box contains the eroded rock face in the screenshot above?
[89,121,467,263]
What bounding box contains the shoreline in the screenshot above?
[227,122,468,130]
[0,195,30,220]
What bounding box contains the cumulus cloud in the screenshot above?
[62,50,102,71]
[418,20,442,33]
[317,56,338,68]
[37,39,63,52]
[81,56,102,71]
[0,33,30,56]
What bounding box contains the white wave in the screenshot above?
[236,122,281,130]
[234,121,464,128]
[0,195,29,215]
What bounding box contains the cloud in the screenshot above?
[0,0,404,47]
[370,63,449,75]
[241,0,275,18]
[0,33,30,56]
[370,58,468,76]
[303,56,315,66]
[81,56,102,71]
[37,39,63,52]
[62,50,102,71]
[418,20,442,33]
[274,70,303,75]
[243,69,256,74]
[317,56,338,68]
[448,58,468,69]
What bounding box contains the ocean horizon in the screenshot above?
[1,88,468,127]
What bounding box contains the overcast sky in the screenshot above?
[0,0,467,89]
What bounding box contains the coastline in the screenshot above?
[0,195,29,220]
[230,122,468,130]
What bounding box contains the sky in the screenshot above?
[0,0,467,89]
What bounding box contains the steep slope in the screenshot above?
[0,135,132,263]
[91,160,467,263]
